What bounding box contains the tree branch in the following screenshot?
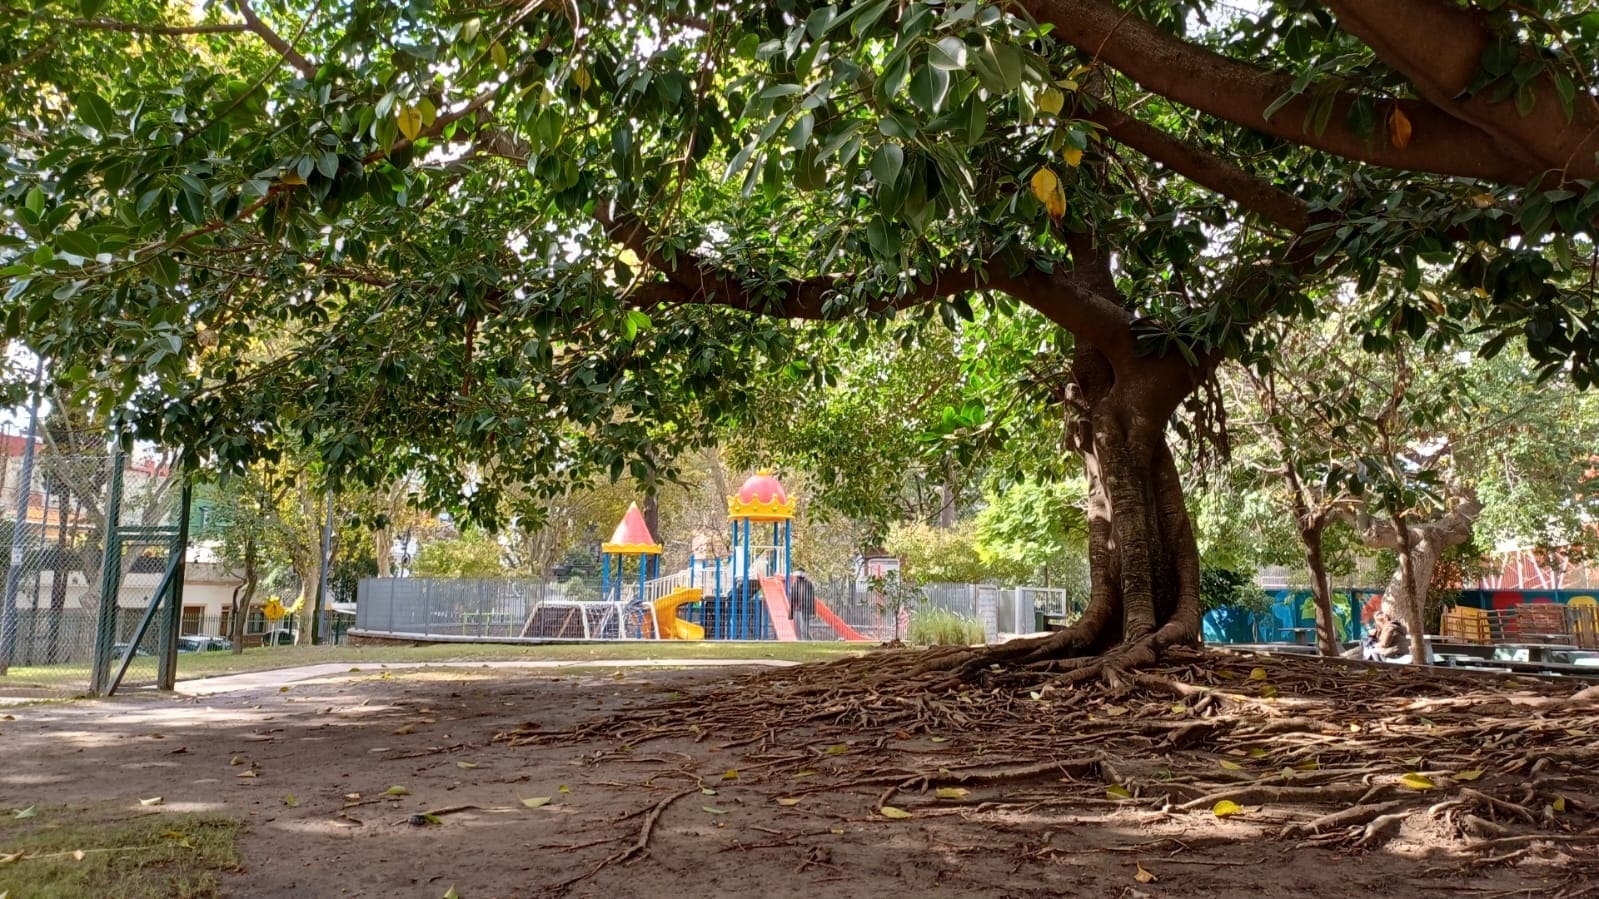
[1321,0,1599,181]
[597,204,1137,351]
[1024,0,1534,184]
[8,12,249,35]
[235,0,315,79]
[1086,105,1311,234]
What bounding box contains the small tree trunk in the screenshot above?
[937,485,957,529]
[229,540,257,655]
[1301,523,1340,655]
[374,528,392,579]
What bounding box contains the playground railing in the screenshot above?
[645,568,699,603]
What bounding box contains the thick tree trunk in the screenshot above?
[959,341,1202,677]
[1300,523,1341,655]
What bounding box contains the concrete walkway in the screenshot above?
[174,658,800,696]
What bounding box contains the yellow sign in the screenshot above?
[262,598,286,622]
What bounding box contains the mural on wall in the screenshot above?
[1453,589,1597,612]
[1202,588,1380,645]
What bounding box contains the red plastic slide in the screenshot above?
[759,577,798,641]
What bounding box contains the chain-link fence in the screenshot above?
[351,576,1072,645]
[0,432,185,699]
[356,577,638,640]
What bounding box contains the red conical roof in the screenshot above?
[727,470,797,521]
[602,502,662,554]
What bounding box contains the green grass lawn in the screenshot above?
[0,805,240,899]
[2,640,868,691]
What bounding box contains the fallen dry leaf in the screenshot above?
[1212,800,1244,818]
[1399,773,1435,791]
[878,806,912,819]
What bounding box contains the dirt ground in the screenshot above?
[2,657,1595,898]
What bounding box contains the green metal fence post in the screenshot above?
[89,440,126,696]
[157,481,193,690]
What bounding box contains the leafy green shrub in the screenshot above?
[1199,567,1273,615]
[907,607,986,646]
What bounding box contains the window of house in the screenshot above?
[181,606,205,635]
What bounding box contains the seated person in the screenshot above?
[1362,609,1410,663]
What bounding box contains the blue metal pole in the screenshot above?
[784,522,792,592]
[714,557,723,639]
[742,518,751,639]
[638,554,647,638]
[602,553,611,601]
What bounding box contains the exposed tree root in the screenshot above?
[500,644,1599,868]
[549,786,698,892]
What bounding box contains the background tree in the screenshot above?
[1230,305,1599,660]
[411,528,513,579]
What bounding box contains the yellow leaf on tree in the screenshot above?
[935,787,969,800]
[1452,769,1484,781]
[1212,800,1244,818]
[1106,784,1133,800]
[397,105,423,141]
[1399,773,1436,791]
[573,66,592,91]
[490,40,508,69]
[1029,167,1066,220]
[879,806,913,819]
[1037,87,1064,116]
[1388,106,1413,149]
[1062,147,1083,167]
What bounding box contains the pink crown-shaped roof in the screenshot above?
[602,502,662,554]
[728,470,797,521]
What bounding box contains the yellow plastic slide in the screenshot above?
[654,586,706,640]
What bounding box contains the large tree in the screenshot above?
[4,0,1598,677]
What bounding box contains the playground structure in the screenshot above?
[518,471,870,642]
